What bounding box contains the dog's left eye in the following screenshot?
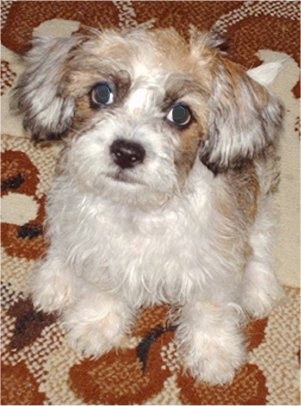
[166,103,192,128]
[90,82,115,107]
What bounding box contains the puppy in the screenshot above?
[13,27,284,385]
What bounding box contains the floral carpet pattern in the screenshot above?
[1,1,300,405]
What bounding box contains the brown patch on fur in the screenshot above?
[72,95,96,132]
[164,76,209,111]
[163,74,210,183]
[64,64,131,101]
[149,28,191,73]
[212,182,252,268]
[123,28,215,93]
[226,163,259,224]
[174,121,204,181]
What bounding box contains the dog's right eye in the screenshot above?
[90,82,115,107]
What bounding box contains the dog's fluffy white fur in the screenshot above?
[13,27,284,385]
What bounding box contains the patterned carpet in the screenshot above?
[1,2,300,405]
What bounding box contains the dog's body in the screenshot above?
[14,27,283,385]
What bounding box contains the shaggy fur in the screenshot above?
[13,27,284,385]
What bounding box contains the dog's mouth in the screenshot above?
[107,171,144,186]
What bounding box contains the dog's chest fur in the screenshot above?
[48,164,241,306]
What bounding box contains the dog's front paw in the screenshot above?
[181,331,246,385]
[63,298,132,357]
[64,314,127,357]
[242,263,285,319]
[29,259,73,314]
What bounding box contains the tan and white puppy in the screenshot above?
[13,27,284,385]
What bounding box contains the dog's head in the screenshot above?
[13,28,283,207]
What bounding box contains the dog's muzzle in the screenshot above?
[110,139,146,169]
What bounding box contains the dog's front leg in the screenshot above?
[62,290,135,357]
[176,300,246,385]
[29,255,75,314]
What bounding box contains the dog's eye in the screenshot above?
[90,82,115,107]
[167,103,192,127]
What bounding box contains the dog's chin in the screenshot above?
[97,171,174,209]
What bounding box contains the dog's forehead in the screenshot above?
[84,29,208,83]
[95,29,184,60]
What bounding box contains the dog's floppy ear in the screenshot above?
[198,34,283,173]
[12,35,84,142]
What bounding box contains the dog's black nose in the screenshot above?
[110,139,145,169]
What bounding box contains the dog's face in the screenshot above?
[14,28,283,207]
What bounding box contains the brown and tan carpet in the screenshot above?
[1,1,300,405]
